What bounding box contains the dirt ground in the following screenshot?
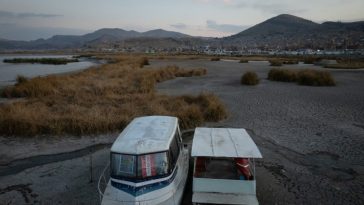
[0,59,363,204]
[154,59,364,205]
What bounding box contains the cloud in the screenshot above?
[0,23,89,41]
[195,0,233,5]
[17,13,62,18]
[0,10,62,19]
[0,22,16,27]
[0,11,14,18]
[252,3,306,14]
[206,20,248,33]
[234,2,306,15]
[170,23,187,29]
[169,20,248,37]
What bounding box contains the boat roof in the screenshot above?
[191,128,262,158]
[111,116,178,155]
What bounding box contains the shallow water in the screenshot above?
[0,54,96,87]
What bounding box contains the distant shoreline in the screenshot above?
[3,57,79,65]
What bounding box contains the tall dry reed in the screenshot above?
[0,56,225,136]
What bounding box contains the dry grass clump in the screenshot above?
[16,75,28,84]
[173,104,204,129]
[269,60,283,66]
[324,62,364,69]
[304,57,320,64]
[178,93,227,122]
[211,57,220,61]
[2,75,61,98]
[0,56,222,136]
[268,68,336,86]
[297,70,336,86]
[139,57,150,68]
[325,64,364,69]
[268,68,297,82]
[176,67,207,77]
[241,72,259,85]
[282,60,299,65]
[141,65,207,84]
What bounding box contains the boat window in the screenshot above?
[169,136,180,169]
[193,157,253,180]
[111,153,136,178]
[137,152,169,178]
[176,127,182,148]
[111,152,169,180]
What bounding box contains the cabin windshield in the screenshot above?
[111,152,169,180]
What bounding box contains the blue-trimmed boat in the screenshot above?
[98,116,189,205]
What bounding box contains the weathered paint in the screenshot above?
[193,178,256,194]
[111,116,178,154]
[192,192,259,205]
[191,128,262,158]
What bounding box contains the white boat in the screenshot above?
[191,127,263,205]
[98,116,189,205]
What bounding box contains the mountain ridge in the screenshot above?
[1,14,363,50]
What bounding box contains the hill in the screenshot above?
[223,14,364,50]
[0,28,191,50]
[232,14,319,37]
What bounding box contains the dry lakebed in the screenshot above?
[0,59,363,205]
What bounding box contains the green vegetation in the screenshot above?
[0,56,226,136]
[239,59,249,63]
[268,68,335,86]
[211,57,220,61]
[241,71,259,85]
[3,58,79,65]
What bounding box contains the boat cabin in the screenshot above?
[110,116,182,182]
[191,127,263,205]
[99,116,189,205]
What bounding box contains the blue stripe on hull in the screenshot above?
[111,167,178,197]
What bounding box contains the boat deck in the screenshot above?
[198,158,239,179]
[192,192,259,205]
[192,158,258,204]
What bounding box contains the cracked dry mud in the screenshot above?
[153,59,364,205]
[0,59,363,205]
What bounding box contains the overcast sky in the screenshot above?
[0,0,363,40]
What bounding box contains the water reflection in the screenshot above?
[0,54,97,87]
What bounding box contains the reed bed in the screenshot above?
[0,56,226,136]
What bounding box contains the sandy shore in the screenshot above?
[0,59,363,204]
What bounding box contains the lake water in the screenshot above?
[0,54,97,87]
